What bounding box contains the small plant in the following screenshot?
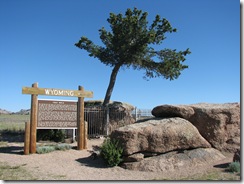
[36,146,55,154]
[228,162,240,173]
[36,143,72,154]
[52,130,66,142]
[37,129,66,142]
[55,144,72,151]
[100,138,123,167]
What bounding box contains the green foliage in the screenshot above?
[100,138,123,167]
[52,130,66,142]
[36,143,72,154]
[55,143,72,151]
[36,146,55,154]
[37,129,66,142]
[228,162,240,173]
[75,7,191,106]
[37,129,54,141]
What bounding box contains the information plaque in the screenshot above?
[37,99,77,129]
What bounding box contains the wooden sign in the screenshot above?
[22,87,93,98]
[22,83,92,154]
[37,100,77,129]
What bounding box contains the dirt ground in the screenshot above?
[0,133,241,181]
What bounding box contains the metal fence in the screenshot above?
[84,107,153,137]
[132,108,153,121]
[84,107,107,137]
[70,107,153,139]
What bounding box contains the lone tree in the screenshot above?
[75,8,191,107]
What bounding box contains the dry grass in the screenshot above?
[0,114,29,132]
[180,170,240,180]
[0,162,37,180]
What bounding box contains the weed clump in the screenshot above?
[55,144,72,151]
[228,162,240,173]
[36,146,55,154]
[36,143,72,154]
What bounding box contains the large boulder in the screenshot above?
[152,103,240,152]
[121,148,225,172]
[152,105,194,119]
[110,117,211,155]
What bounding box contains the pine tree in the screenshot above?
[75,8,191,107]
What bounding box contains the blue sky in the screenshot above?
[0,0,241,112]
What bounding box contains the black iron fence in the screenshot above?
[84,107,153,137]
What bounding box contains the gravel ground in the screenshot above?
[0,138,239,181]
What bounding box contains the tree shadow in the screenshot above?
[0,146,24,155]
[75,156,108,169]
[0,131,24,143]
[214,162,232,173]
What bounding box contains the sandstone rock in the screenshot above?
[152,105,194,119]
[85,100,134,111]
[110,117,211,155]
[121,148,225,172]
[123,153,144,162]
[152,103,240,152]
[189,103,240,152]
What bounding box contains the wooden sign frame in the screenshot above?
[23,83,93,154]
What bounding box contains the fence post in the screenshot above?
[106,106,109,136]
[84,121,88,149]
[24,121,30,155]
[30,82,38,154]
[135,107,137,121]
[77,86,85,150]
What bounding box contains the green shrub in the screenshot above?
[36,146,55,154]
[37,129,66,142]
[37,129,54,141]
[52,130,66,142]
[228,162,240,173]
[55,144,72,151]
[100,138,123,167]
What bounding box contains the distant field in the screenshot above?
[0,114,30,131]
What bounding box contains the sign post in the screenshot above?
[77,86,85,150]
[30,83,38,154]
[22,83,93,154]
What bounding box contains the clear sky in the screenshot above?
[0,0,241,112]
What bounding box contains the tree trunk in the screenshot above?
[102,64,121,107]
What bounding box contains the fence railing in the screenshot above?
[69,107,153,139]
[131,108,153,121]
[84,107,106,137]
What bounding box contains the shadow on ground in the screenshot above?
[0,146,24,155]
[75,156,108,169]
[0,131,24,143]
